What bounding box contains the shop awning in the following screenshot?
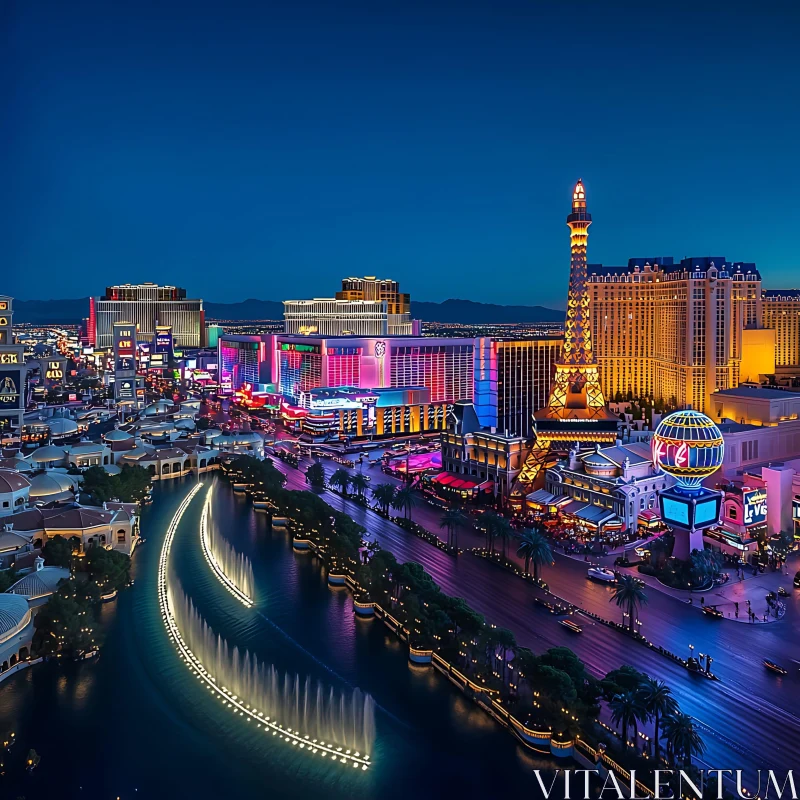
[561,501,621,529]
[526,489,556,505]
[431,472,492,492]
[638,510,661,522]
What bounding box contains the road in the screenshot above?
[268,451,800,781]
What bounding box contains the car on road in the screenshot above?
[794,571,800,588]
[587,567,617,583]
[613,556,640,568]
[764,660,789,676]
[559,619,582,633]
[702,606,724,619]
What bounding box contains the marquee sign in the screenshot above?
[743,487,768,527]
[45,361,64,380]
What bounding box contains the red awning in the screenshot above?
[638,510,661,522]
[432,472,484,491]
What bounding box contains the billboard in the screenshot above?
[155,327,173,353]
[743,487,768,527]
[116,378,135,400]
[0,370,24,409]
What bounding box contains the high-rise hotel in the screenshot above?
[91,283,205,349]
[284,276,418,336]
[587,258,768,413]
[763,289,800,373]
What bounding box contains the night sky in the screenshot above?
[5,0,799,308]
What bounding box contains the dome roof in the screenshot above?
[66,443,106,456]
[121,447,154,460]
[29,445,67,463]
[0,594,32,640]
[175,418,196,430]
[0,469,31,493]
[29,472,76,498]
[47,417,79,437]
[141,400,173,417]
[104,429,134,442]
[7,567,70,600]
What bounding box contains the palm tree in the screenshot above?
[610,574,648,634]
[372,483,396,515]
[439,508,467,549]
[609,691,647,747]
[637,677,677,762]
[305,461,325,488]
[495,516,513,561]
[517,529,553,580]
[661,712,705,768]
[329,468,351,508]
[392,486,417,521]
[349,472,369,499]
[480,512,502,554]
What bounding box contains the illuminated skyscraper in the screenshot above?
[513,181,619,495]
[587,258,764,412]
[763,290,800,372]
[94,283,204,349]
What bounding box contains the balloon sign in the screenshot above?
[651,410,724,489]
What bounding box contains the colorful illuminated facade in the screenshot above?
[218,335,272,395]
[474,336,563,437]
[298,385,448,439]
[94,283,204,349]
[276,335,474,405]
[513,181,619,496]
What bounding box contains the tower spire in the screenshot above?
[563,179,593,367]
[512,180,619,495]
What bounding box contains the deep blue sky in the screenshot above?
[5,0,799,308]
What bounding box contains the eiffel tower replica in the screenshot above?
[513,180,619,497]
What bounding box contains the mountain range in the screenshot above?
[12,297,564,325]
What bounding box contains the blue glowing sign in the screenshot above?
[662,497,689,527]
[743,488,767,526]
[694,498,719,526]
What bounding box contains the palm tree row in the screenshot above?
[609,676,704,768]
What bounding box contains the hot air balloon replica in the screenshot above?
[651,410,725,560]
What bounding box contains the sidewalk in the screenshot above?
[607,559,793,624]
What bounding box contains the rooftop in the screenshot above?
[714,387,800,400]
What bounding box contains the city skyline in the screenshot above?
[6,1,800,306]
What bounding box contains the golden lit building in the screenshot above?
[587,258,763,413]
[336,276,410,316]
[763,290,800,371]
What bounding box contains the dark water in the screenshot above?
[0,477,557,799]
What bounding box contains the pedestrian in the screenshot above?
[700,596,705,606]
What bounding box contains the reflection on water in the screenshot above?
[0,477,558,799]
